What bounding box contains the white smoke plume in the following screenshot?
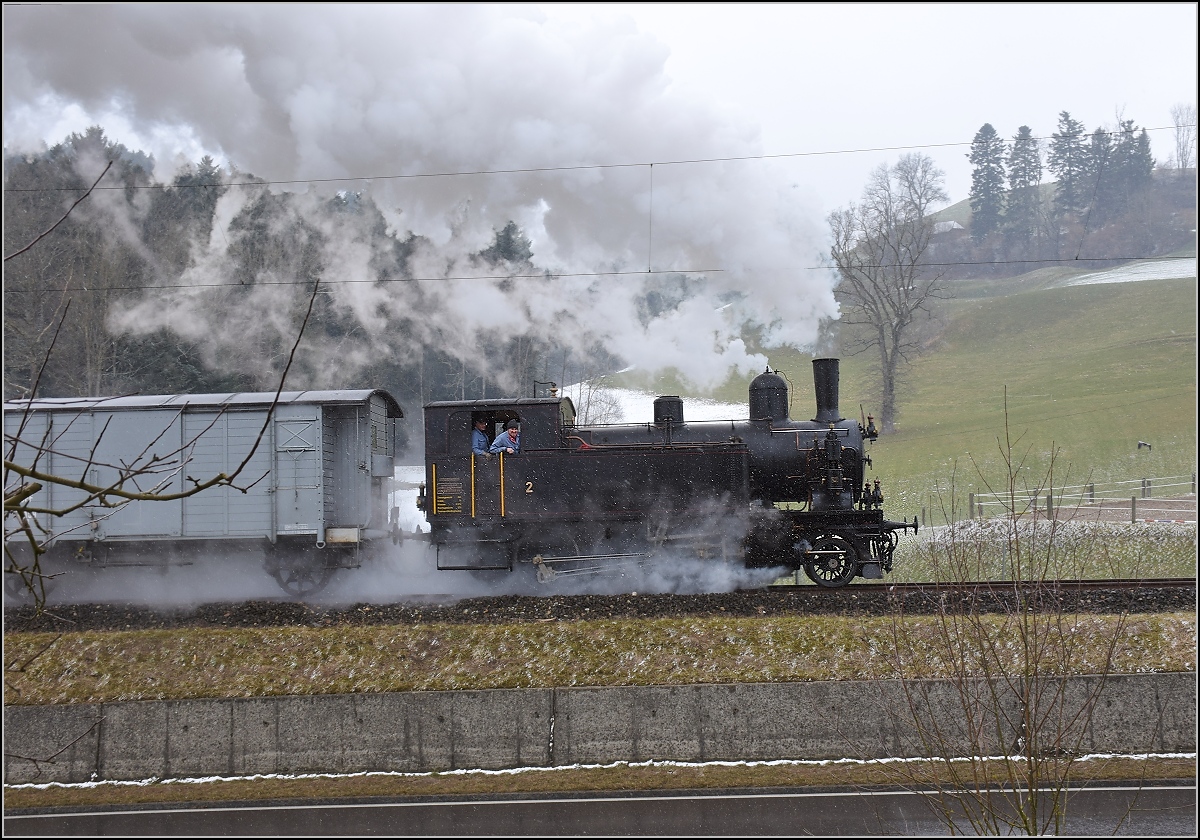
[3,5,838,391]
[22,538,787,609]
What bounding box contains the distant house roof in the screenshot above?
[934,220,965,234]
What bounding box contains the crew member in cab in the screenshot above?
[472,417,491,455]
[489,419,520,454]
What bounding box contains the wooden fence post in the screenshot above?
[1131,496,1137,523]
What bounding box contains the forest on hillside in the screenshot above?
[3,121,1196,426]
[3,127,628,426]
[933,112,1195,280]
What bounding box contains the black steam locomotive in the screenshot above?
[417,358,916,588]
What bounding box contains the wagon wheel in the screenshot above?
[271,564,334,598]
[264,551,334,598]
[802,534,858,588]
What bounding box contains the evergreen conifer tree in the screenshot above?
[479,220,534,265]
[1088,120,1156,225]
[1132,127,1156,182]
[1112,120,1155,197]
[1005,125,1043,247]
[1085,126,1116,223]
[967,123,1007,242]
[1048,111,1088,217]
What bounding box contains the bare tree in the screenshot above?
[4,280,323,610]
[827,153,949,433]
[4,160,114,399]
[881,401,1138,834]
[1169,102,1196,176]
[570,376,622,425]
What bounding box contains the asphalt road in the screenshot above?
[4,783,1195,836]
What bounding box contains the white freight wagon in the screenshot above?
[4,389,404,595]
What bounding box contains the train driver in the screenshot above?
[472,417,491,456]
[489,419,521,455]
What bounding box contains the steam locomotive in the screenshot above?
[3,358,914,600]
[418,358,916,588]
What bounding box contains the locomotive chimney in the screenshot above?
[812,358,842,424]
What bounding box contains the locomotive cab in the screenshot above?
[422,396,582,569]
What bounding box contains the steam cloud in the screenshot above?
[24,480,786,607]
[30,536,786,608]
[4,5,837,390]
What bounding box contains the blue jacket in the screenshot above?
[489,429,520,454]
[472,428,490,455]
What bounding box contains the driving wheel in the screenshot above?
[803,534,858,588]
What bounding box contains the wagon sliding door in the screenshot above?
[273,405,323,539]
[181,410,274,538]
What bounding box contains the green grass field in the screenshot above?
[688,270,1197,523]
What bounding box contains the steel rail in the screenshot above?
[778,577,1197,594]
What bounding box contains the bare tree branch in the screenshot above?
[3,161,113,262]
[4,277,324,610]
[1169,103,1196,174]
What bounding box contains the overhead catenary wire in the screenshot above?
[9,253,1190,295]
[3,125,1191,193]
[13,269,727,294]
[4,122,1195,293]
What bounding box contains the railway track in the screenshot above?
[4,578,1194,633]
[832,577,1198,594]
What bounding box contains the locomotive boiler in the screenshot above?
[418,358,915,587]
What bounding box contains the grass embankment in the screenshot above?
[5,612,1194,706]
[889,519,1197,582]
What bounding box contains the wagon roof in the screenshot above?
[4,389,404,417]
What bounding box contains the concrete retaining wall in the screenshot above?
[4,673,1195,784]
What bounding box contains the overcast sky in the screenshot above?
[573,2,1199,210]
[5,3,1194,212]
[3,3,1196,388]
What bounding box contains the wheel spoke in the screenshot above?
[267,555,333,597]
[803,535,857,588]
